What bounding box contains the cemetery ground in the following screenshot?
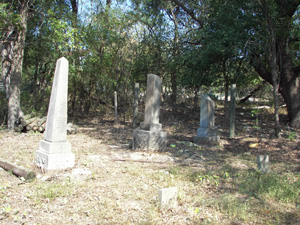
[0,101,300,224]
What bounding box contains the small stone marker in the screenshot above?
[35,57,75,171]
[158,187,178,208]
[193,95,220,145]
[257,155,269,174]
[132,74,167,151]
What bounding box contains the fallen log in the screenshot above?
[26,123,33,131]
[15,115,47,133]
[21,116,40,127]
[0,158,36,181]
[38,125,45,133]
[37,116,47,126]
[19,113,35,124]
[32,124,38,132]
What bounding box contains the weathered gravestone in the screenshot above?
[35,57,75,171]
[257,155,269,174]
[133,82,139,129]
[132,74,167,151]
[158,187,178,208]
[193,95,220,146]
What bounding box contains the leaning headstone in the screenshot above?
[257,155,269,174]
[132,74,167,151]
[158,187,178,208]
[193,95,220,146]
[35,57,75,171]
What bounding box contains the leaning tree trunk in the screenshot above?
[252,39,300,128]
[279,48,300,128]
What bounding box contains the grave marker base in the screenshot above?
[193,136,220,146]
[133,130,167,151]
[36,141,75,170]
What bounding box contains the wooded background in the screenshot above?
[0,0,299,135]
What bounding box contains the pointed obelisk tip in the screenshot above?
[58,57,68,63]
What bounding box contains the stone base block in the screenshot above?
[193,136,220,146]
[38,140,72,154]
[197,127,218,137]
[133,129,167,151]
[35,140,75,170]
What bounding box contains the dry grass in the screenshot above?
[0,105,300,224]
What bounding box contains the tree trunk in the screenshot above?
[223,60,229,127]
[193,86,199,111]
[1,35,13,99]
[170,5,179,112]
[279,68,300,128]
[70,0,79,119]
[264,1,281,137]
[251,1,300,128]
[6,1,30,130]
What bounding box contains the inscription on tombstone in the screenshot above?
[194,95,220,145]
[35,57,75,171]
[133,74,167,151]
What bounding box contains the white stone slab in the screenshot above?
[158,187,178,207]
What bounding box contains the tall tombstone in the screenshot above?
[133,82,139,129]
[132,74,167,151]
[193,95,220,146]
[35,57,75,171]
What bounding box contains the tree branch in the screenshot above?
[250,54,272,85]
[170,0,204,27]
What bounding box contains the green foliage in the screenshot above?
[6,0,298,121]
[34,181,74,202]
[239,172,300,203]
[287,131,297,141]
[0,3,22,32]
[190,171,221,186]
[216,195,251,220]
